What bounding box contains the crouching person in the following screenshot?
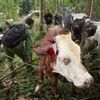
[2,18,34,79]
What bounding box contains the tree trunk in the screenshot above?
[75,0,79,12]
[56,0,58,13]
[39,0,43,30]
[84,0,92,16]
[89,0,94,19]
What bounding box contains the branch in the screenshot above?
[21,10,40,22]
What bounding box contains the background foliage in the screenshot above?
[0,0,100,99]
[0,0,100,20]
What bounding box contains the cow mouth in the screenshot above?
[53,65,94,89]
[54,72,94,88]
[74,79,94,88]
[72,73,94,88]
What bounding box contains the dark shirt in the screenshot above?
[44,13,53,25]
[54,14,62,25]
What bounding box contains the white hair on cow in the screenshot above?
[0,34,3,40]
[62,19,65,28]
[85,18,91,22]
[92,21,100,26]
[72,13,88,20]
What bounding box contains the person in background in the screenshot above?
[54,12,62,25]
[44,10,53,29]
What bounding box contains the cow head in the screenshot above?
[82,22,97,37]
[53,34,94,88]
[61,10,73,29]
[72,18,85,32]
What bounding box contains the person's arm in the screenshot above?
[33,38,55,55]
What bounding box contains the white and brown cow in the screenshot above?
[34,33,93,94]
[53,34,93,87]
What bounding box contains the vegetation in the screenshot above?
[0,0,100,19]
[0,0,100,99]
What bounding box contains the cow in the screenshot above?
[55,7,73,29]
[61,12,91,43]
[71,18,86,41]
[81,23,100,54]
[34,32,94,94]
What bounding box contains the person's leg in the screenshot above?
[34,57,45,94]
[14,45,34,73]
[4,47,14,78]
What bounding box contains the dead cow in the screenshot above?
[34,34,94,94]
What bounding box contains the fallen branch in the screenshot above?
[0,54,39,83]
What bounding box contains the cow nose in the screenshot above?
[84,78,94,88]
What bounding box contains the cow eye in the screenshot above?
[63,58,71,65]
